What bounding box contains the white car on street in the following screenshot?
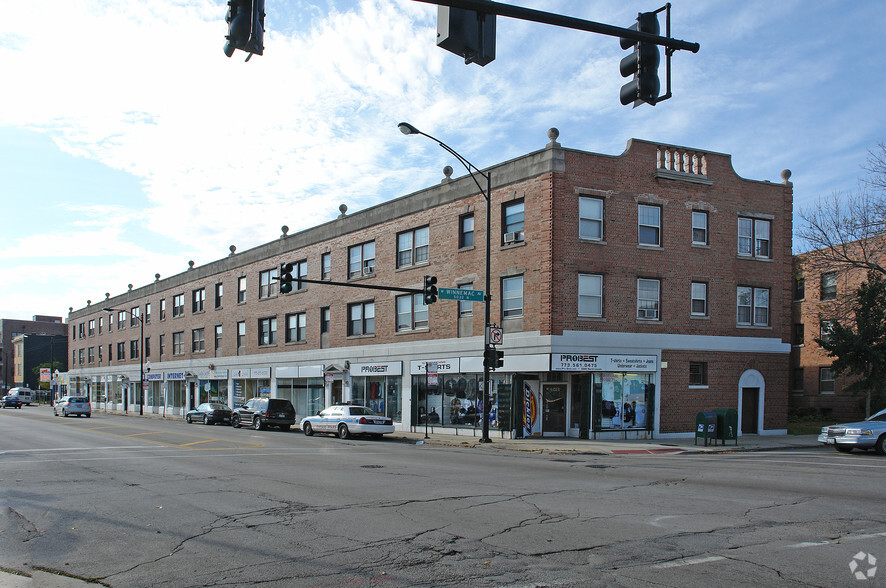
[818,407,886,454]
[301,404,394,439]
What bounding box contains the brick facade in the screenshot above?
[66,135,793,438]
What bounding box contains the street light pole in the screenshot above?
[103,307,144,416]
[398,122,494,443]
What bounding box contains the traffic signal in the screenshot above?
[224,0,265,59]
[280,262,293,294]
[423,275,438,305]
[619,12,660,106]
[437,1,496,66]
[483,348,504,370]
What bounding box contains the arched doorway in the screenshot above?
[738,369,765,435]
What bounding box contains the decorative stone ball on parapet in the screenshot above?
[547,128,560,149]
[442,165,453,183]
[229,245,236,256]
[781,169,792,185]
[188,261,195,270]
[281,225,289,238]
[155,274,160,282]
[128,284,133,291]
[105,293,110,300]
[87,300,91,306]
[339,204,348,219]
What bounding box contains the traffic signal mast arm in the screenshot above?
[412,0,699,54]
[274,276,428,297]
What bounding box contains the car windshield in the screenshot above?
[867,409,886,422]
[348,406,378,416]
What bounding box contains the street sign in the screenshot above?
[438,287,484,302]
[487,327,503,345]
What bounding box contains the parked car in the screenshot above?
[54,396,92,417]
[7,387,34,406]
[301,404,395,439]
[818,407,886,454]
[2,394,23,409]
[232,398,295,431]
[186,402,233,425]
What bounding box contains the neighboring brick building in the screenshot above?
[791,239,886,421]
[65,132,793,439]
[1,315,68,394]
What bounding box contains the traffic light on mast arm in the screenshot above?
[437,1,496,66]
[224,0,265,59]
[483,347,504,370]
[423,275,438,305]
[280,262,294,294]
[619,12,661,106]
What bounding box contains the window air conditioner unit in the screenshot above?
[639,308,658,319]
[363,267,374,276]
[503,231,524,244]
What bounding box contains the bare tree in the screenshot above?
[796,142,886,277]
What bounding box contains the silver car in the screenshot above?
[818,407,886,454]
[54,396,92,418]
[301,404,395,439]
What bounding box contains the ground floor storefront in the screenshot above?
[61,331,789,438]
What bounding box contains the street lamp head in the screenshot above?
[102,307,115,313]
[398,122,420,136]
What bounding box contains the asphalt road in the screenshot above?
[1,406,885,587]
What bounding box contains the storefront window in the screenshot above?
[233,379,270,406]
[595,373,653,430]
[352,376,402,422]
[412,373,509,429]
[196,380,228,405]
[167,381,185,408]
[277,378,325,419]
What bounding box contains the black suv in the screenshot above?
[232,398,296,431]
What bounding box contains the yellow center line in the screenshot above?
[179,438,223,447]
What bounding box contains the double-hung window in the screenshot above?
[192,288,205,313]
[501,276,524,319]
[579,197,603,241]
[503,200,525,243]
[459,214,474,248]
[118,310,127,327]
[159,299,166,321]
[237,321,246,350]
[237,277,247,303]
[214,325,222,352]
[578,274,603,317]
[738,217,772,258]
[820,272,837,300]
[397,227,429,268]
[691,282,707,316]
[285,312,306,343]
[192,328,205,352]
[637,279,660,320]
[117,342,126,360]
[820,319,837,343]
[736,286,770,326]
[172,294,184,318]
[215,283,223,308]
[692,211,708,245]
[348,301,375,336]
[130,340,139,360]
[638,204,661,246]
[130,307,140,327]
[259,268,278,299]
[258,317,277,346]
[172,332,183,355]
[689,362,708,386]
[819,367,836,394]
[349,242,376,278]
[458,283,474,317]
[396,294,428,331]
[321,253,331,280]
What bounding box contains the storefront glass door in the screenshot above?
[542,383,567,435]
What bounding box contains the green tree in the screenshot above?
[815,271,886,416]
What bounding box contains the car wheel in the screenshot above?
[86,413,91,418]
[835,444,853,453]
[63,409,68,417]
[279,424,290,431]
[338,423,350,439]
[232,414,241,428]
[875,435,886,456]
[303,422,314,436]
[186,414,192,424]
[204,415,212,425]
[253,417,265,431]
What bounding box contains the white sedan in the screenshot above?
[301,404,395,439]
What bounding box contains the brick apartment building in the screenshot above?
[64,132,793,439]
[791,238,886,421]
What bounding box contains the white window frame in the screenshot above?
[397,227,429,268]
[348,301,375,336]
[192,328,205,352]
[259,268,278,299]
[258,317,277,346]
[638,204,661,247]
[637,278,660,320]
[691,282,707,316]
[578,274,603,317]
[396,294,429,331]
[579,197,603,241]
[819,366,836,394]
[738,217,771,259]
[349,242,376,278]
[501,275,524,319]
[691,211,708,245]
[286,312,306,343]
[737,286,770,326]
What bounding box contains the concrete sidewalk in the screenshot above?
[392,430,823,455]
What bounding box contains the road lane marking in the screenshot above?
[654,555,725,568]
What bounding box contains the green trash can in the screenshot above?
[695,411,718,446]
[714,408,738,445]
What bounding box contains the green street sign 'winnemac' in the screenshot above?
[438,288,484,302]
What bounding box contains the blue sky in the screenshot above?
[1,0,884,321]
